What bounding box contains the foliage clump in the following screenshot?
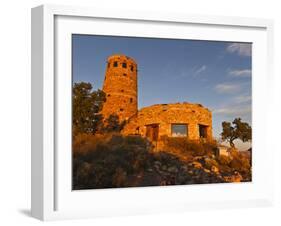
[221,118,252,148]
[102,114,126,133]
[73,134,152,189]
[72,82,106,135]
[161,136,218,159]
[73,82,126,135]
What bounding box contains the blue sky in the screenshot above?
[72,34,252,150]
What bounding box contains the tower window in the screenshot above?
[122,62,127,68]
[130,65,134,72]
[130,98,133,103]
[113,61,118,67]
[107,62,110,68]
[107,94,111,97]
[120,108,124,112]
[121,89,124,92]
[123,73,127,76]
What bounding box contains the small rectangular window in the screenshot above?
[122,62,127,68]
[130,98,133,103]
[107,62,110,68]
[171,124,188,137]
[130,65,134,72]
[113,61,118,67]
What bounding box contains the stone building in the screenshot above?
[101,54,213,144]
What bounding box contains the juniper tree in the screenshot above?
[221,118,252,148]
[72,82,106,135]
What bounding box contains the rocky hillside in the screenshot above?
[73,134,251,190]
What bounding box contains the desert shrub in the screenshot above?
[161,136,218,158]
[201,139,218,156]
[72,134,153,189]
[218,155,232,165]
[229,151,251,176]
[218,164,233,174]
[72,133,111,155]
[188,142,205,156]
[216,151,251,179]
[72,82,106,135]
[151,151,182,167]
[204,158,219,170]
[102,114,126,133]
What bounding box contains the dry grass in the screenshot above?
[161,136,218,161]
[73,133,112,154]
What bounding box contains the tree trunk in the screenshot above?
[230,140,235,148]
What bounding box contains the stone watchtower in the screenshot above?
[101,54,138,122]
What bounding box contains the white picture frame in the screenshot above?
[31,4,274,221]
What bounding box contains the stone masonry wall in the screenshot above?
[101,55,138,122]
[122,103,212,140]
[100,55,213,143]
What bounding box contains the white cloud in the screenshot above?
[213,106,251,116]
[221,140,251,151]
[226,43,252,56]
[234,94,252,104]
[194,65,206,75]
[229,69,251,77]
[214,83,241,94]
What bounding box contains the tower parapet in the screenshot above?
[101,54,138,122]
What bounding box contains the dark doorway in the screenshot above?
[199,124,208,138]
[145,124,159,141]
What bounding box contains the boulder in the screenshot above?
[191,161,203,169]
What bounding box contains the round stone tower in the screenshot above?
[101,54,138,122]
